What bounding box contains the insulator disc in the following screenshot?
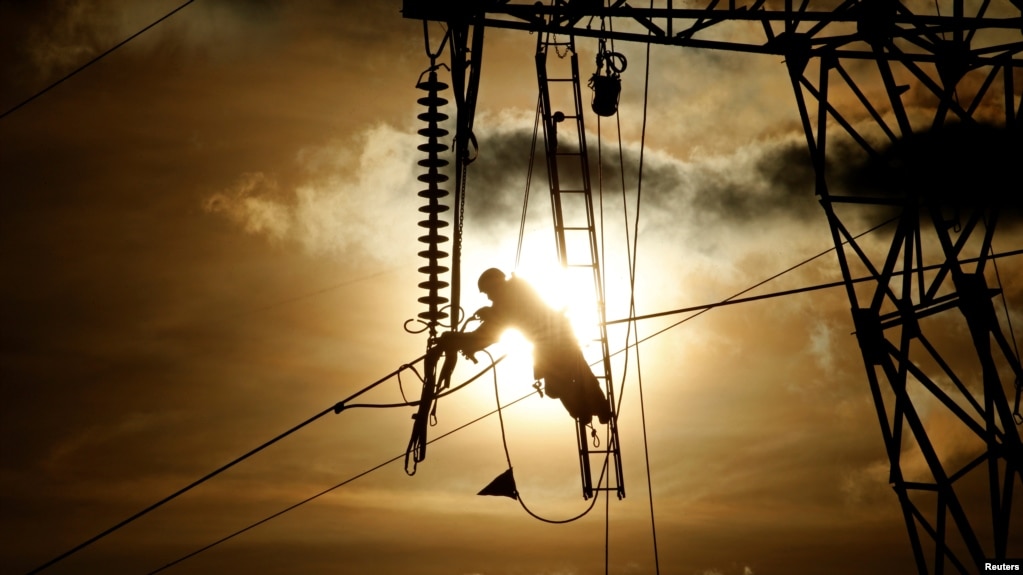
[418,294,449,303]
[418,310,449,321]
[417,142,448,153]
[418,249,450,260]
[417,95,449,107]
[417,172,450,184]
[418,265,449,275]
[417,126,449,138]
[416,79,449,92]
[418,281,450,292]
[417,158,449,168]
[417,220,451,230]
[417,111,449,123]
[418,234,451,243]
[417,188,450,199]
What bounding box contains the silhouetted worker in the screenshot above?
[454,268,612,424]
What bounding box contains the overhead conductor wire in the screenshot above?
[24,354,442,575]
[515,95,543,271]
[626,9,661,574]
[1,0,196,120]
[148,356,524,575]
[597,14,639,574]
[608,216,901,353]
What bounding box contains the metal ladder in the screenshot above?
[535,32,625,500]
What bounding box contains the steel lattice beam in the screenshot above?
[406,0,1023,61]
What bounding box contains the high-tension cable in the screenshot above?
[147,371,531,575]
[515,95,543,271]
[629,12,661,575]
[606,216,898,362]
[605,248,1023,327]
[24,354,430,575]
[1,0,196,120]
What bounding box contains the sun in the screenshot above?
[510,261,604,348]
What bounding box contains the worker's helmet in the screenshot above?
[477,268,506,295]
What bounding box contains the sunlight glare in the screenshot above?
[512,261,603,350]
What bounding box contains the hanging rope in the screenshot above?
[515,95,543,271]
[627,11,662,574]
[482,351,606,524]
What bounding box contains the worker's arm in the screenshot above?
[448,307,503,361]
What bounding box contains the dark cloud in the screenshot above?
[464,120,823,232]
[460,122,542,224]
[843,122,1023,215]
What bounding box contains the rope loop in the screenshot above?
[595,38,627,75]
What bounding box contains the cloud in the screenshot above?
[204,124,423,259]
[842,122,1023,216]
[466,113,823,232]
[9,0,405,84]
[204,172,293,241]
[17,1,262,77]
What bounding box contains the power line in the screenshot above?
[602,218,897,363]
[147,384,537,575]
[25,351,510,574]
[0,0,196,121]
[631,13,661,575]
[605,248,1023,327]
[23,355,425,575]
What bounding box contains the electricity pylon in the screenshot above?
[403,2,1023,572]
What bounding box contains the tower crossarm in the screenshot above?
[405,1,1023,63]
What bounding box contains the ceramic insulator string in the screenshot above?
[415,68,452,338]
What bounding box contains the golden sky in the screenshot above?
[2,2,1021,575]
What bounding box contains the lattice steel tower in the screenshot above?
[403,2,1023,573]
